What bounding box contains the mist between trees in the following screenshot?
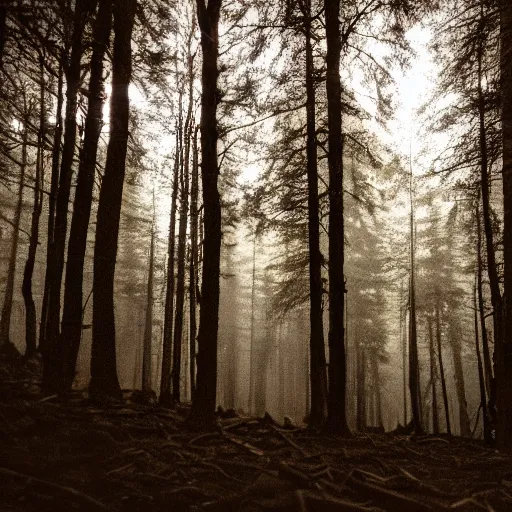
[1,0,512,450]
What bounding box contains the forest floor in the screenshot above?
[1,357,512,511]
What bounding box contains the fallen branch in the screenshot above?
[106,462,136,475]
[37,394,58,403]
[296,489,381,512]
[348,469,440,511]
[271,425,308,456]
[0,466,109,510]
[221,431,264,456]
[414,437,451,445]
[189,432,220,445]
[200,461,244,483]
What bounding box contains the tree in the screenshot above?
[302,0,328,428]
[90,0,136,401]
[172,42,195,402]
[160,125,180,405]
[43,0,96,392]
[60,0,113,391]
[191,0,223,423]
[22,56,45,359]
[408,165,423,434]
[189,126,200,399]
[474,272,491,442]
[142,214,155,394]
[498,0,512,451]
[0,117,27,355]
[324,0,349,435]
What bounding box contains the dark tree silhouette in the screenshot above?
[303,0,328,429]
[160,123,180,405]
[499,0,512,451]
[22,57,45,359]
[191,0,223,423]
[61,0,113,390]
[90,0,136,401]
[43,0,95,393]
[324,0,349,435]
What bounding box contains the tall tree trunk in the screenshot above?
[90,0,136,401]
[43,0,95,392]
[172,116,192,403]
[142,221,155,393]
[408,164,423,434]
[373,358,383,429]
[477,17,503,438]
[427,315,440,434]
[0,125,27,354]
[449,318,471,437]
[254,268,273,417]
[436,303,451,435]
[401,291,408,426]
[159,124,181,405]
[221,238,237,410]
[60,0,113,391]
[498,0,512,451]
[189,127,199,400]
[369,367,376,427]
[39,57,64,355]
[278,322,286,421]
[302,0,328,429]
[324,0,349,435]
[476,201,494,398]
[356,339,366,431]
[474,275,491,442]
[23,58,45,359]
[248,231,257,413]
[172,43,194,402]
[191,0,222,423]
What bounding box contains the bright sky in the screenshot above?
[238,25,438,184]
[387,25,437,172]
[113,21,440,235]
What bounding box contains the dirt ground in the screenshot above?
[1,356,512,511]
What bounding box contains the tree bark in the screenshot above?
[474,275,491,442]
[191,0,222,423]
[90,0,136,401]
[39,57,64,356]
[401,289,408,426]
[189,126,199,400]
[142,221,155,393]
[373,357,383,429]
[159,124,181,405]
[476,200,494,398]
[408,164,423,434]
[0,124,27,354]
[449,318,471,437]
[248,231,257,413]
[60,0,113,391]
[172,43,195,402]
[324,0,349,435]
[356,340,366,432]
[476,17,503,438]
[43,0,96,392]
[498,0,512,451]
[436,303,451,435]
[303,0,328,429]
[23,58,45,359]
[427,315,440,434]
[172,114,192,403]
